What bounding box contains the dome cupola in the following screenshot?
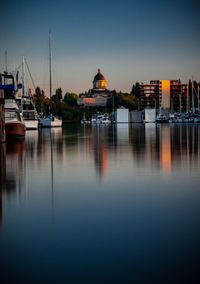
[93,68,107,90]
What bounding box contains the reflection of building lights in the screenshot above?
[160,127,171,173]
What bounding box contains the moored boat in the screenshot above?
[39,115,62,127]
[16,96,39,130]
[101,113,111,124]
[5,99,26,139]
[0,72,26,140]
[156,113,168,123]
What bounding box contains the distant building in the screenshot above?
[139,80,188,112]
[78,69,111,107]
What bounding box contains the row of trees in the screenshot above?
[33,86,139,121]
[33,87,79,120]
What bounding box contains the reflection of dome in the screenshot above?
[93,68,107,90]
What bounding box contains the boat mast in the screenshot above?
[180,85,182,113]
[49,31,52,99]
[22,56,26,97]
[187,81,189,113]
[21,56,26,114]
[192,79,194,113]
[5,50,8,73]
[24,57,36,91]
[198,84,200,113]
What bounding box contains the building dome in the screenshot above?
[93,68,107,90]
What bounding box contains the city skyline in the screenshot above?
[0,0,200,96]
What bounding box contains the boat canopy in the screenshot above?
[0,84,15,91]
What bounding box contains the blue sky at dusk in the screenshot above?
[0,0,200,95]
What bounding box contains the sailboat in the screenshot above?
[16,56,39,130]
[40,32,62,128]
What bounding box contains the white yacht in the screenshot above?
[39,115,62,127]
[16,96,39,129]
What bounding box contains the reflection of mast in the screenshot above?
[50,130,54,217]
[0,144,6,226]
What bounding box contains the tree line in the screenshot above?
[33,86,139,121]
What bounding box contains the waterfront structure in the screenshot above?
[78,69,111,107]
[129,110,143,123]
[139,80,188,112]
[145,108,156,122]
[116,107,129,123]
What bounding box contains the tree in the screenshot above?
[131,82,141,98]
[63,92,78,106]
[51,88,62,101]
[107,90,138,111]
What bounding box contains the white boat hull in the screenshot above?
[25,120,38,130]
[40,117,62,127]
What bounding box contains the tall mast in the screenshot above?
[5,50,8,73]
[198,84,200,113]
[180,85,182,113]
[22,56,26,97]
[187,81,189,113]
[192,79,194,113]
[49,31,52,99]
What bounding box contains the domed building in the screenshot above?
[78,68,111,107]
[93,68,107,90]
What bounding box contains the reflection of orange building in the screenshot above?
[160,126,171,173]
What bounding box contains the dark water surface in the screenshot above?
[0,124,200,283]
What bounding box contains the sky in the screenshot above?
[0,0,200,96]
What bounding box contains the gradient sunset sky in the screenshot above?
[0,0,200,96]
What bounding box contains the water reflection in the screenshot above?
[0,144,6,226]
[1,124,200,215]
[1,124,200,194]
[1,124,200,283]
[0,140,26,226]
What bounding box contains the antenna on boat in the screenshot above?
[49,30,52,99]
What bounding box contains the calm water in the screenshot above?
[0,124,200,283]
